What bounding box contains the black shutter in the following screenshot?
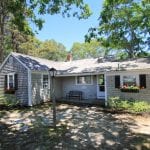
[139,74,146,88]
[115,75,120,88]
[4,75,8,89]
[14,74,18,90]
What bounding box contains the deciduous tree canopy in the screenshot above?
[0,0,91,62]
[70,40,109,60]
[86,0,150,58]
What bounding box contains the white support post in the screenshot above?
[104,73,108,107]
[28,70,32,106]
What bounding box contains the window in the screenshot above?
[8,74,14,88]
[6,73,15,89]
[4,73,18,94]
[122,75,137,86]
[76,76,92,85]
[43,75,49,88]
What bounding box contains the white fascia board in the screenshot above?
[56,72,105,77]
[0,53,12,71]
[105,69,150,76]
[11,54,29,70]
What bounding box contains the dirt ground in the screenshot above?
[0,103,150,150]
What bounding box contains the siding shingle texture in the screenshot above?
[107,75,150,103]
[0,56,28,105]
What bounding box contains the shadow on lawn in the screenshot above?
[0,103,150,150]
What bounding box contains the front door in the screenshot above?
[97,74,105,99]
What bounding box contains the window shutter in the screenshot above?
[14,74,18,90]
[4,75,8,89]
[139,74,146,88]
[115,75,120,88]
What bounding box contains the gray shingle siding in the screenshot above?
[61,76,97,99]
[0,56,29,105]
[107,74,150,103]
[31,72,50,105]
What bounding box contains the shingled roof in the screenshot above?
[12,52,150,75]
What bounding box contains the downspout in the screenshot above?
[28,69,32,106]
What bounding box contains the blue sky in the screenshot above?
[31,0,104,51]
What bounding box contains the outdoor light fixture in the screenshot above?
[49,67,57,128]
[49,67,57,77]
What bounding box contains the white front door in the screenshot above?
[97,74,105,99]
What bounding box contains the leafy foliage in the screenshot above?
[0,92,19,107]
[108,97,150,113]
[0,0,91,62]
[70,40,109,60]
[86,0,150,58]
[19,37,68,61]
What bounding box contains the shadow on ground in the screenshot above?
[0,103,150,150]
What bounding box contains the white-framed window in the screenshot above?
[121,74,139,87]
[76,75,93,85]
[42,74,49,88]
[7,73,15,89]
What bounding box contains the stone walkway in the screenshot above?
[0,103,150,150]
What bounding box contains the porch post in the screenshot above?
[104,73,108,107]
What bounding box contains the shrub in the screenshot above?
[130,101,150,112]
[108,97,150,113]
[108,97,122,108]
[0,92,19,107]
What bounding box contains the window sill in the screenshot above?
[120,88,139,93]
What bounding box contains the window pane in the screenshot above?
[77,76,91,84]
[43,75,48,88]
[9,75,14,88]
[98,75,104,85]
[123,76,136,86]
[85,76,91,84]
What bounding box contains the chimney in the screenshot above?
[66,53,73,62]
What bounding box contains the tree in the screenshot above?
[86,0,150,58]
[70,40,108,60]
[0,0,91,62]
[19,37,68,61]
[38,39,67,61]
[19,35,42,56]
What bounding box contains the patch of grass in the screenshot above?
[108,97,150,113]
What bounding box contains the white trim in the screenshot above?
[42,73,50,89]
[7,73,15,89]
[75,75,93,85]
[106,69,150,76]
[120,74,139,87]
[28,70,32,106]
[57,72,105,77]
[104,73,108,106]
[96,74,105,99]
[0,53,12,71]
[11,53,29,70]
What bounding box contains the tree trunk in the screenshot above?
[0,0,8,63]
[0,7,5,63]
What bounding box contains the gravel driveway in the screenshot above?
[0,103,150,150]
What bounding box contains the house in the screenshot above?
[0,52,150,106]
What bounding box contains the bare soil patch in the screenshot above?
[0,103,150,150]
